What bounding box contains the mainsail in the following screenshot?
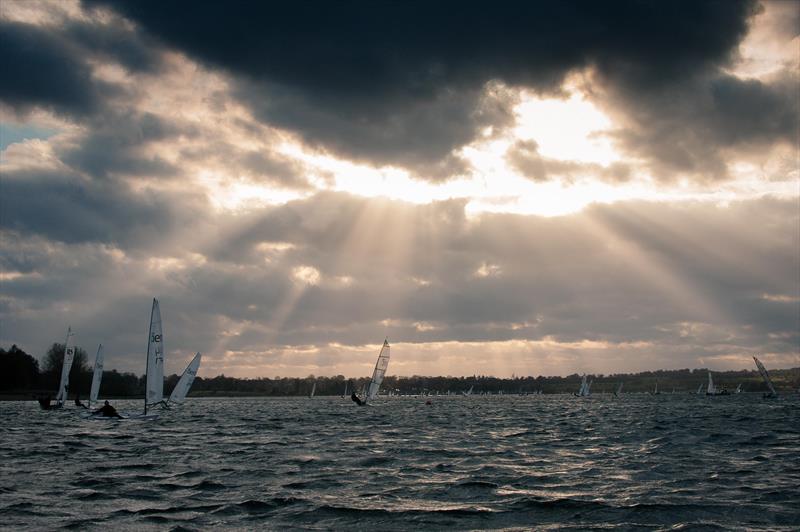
[310,381,316,398]
[89,344,104,408]
[169,352,202,404]
[707,371,716,395]
[576,374,590,397]
[365,339,390,403]
[55,327,75,405]
[145,298,165,409]
[753,356,777,397]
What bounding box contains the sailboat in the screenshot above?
[651,381,661,395]
[696,382,704,395]
[706,370,729,396]
[168,352,202,404]
[353,339,390,406]
[50,327,76,409]
[88,344,104,409]
[144,298,166,410]
[462,385,474,396]
[735,383,743,394]
[613,382,623,397]
[309,381,316,398]
[342,381,348,399]
[575,375,591,397]
[753,356,778,399]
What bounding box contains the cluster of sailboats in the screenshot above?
[574,357,781,398]
[41,301,785,409]
[42,299,203,420]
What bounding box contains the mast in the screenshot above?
[55,327,75,405]
[144,299,155,415]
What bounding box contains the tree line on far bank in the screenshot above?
[2,343,798,398]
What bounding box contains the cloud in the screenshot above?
[0,20,101,117]
[87,0,760,178]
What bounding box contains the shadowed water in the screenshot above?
[1,394,798,530]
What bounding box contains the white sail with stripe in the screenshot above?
[145,298,165,408]
[365,339,390,403]
[169,352,202,404]
[88,344,104,408]
[753,356,778,397]
[55,327,76,405]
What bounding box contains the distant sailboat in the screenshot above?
[52,327,76,409]
[353,339,390,406]
[651,380,660,395]
[735,383,743,394]
[309,381,316,398]
[613,382,623,397]
[462,385,474,396]
[342,381,348,398]
[706,370,729,396]
[169,352,202,404]
[88,344,104,409]
[753,356,778,399]
[696,383,704,395]
[575,375,591,397]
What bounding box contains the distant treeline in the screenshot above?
[2,343,798,398]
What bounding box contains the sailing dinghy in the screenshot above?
[168,352,202,404]
[352,339,390,406]
[309,381,316,398]
[753,356,778,399]
[88,344,104,409]
[50,327,76,409]
[574,375,591,397]
[706,371,729,396]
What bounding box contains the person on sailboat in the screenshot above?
[350,392,364,406]
[36,395,53,410]
[93,400,123,418]
[74,392,87,409]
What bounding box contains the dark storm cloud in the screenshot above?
[0,168,203,249]
[0,21,99,117]
[88,0,760,176]
[602,70,799,180]
[0,18,162,120]
[59,111,183,180]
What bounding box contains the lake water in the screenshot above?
[1,394,799,530]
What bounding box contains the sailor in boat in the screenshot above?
[74,392,87,409]
[36,395,53,410]
[93,400,123,418]
[350,392,364,406]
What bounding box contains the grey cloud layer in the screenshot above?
[3,189,797,374]
[82,0,776,179]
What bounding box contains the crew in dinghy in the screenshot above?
[93,400,123,418]
[351,392,364,406]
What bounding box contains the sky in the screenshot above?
[1,0,798,379]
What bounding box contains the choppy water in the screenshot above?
[1,394,799,530]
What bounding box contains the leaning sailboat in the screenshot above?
[353,339,390,406]
[575,374,591,397]
[753,356,778,399]
[88,344,104,409]
[706,370,729,396]
[52,327,76,409]
[168,352,202,404]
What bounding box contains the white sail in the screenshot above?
[707,371,715,395]
[365,339,390,402]
[168,352,201,404]
[615,382,623,395]
[89,344,104,407]
[310,381,316,398]
[55,327,76,404]
[145,298,165,407]
[576,374,589,396]
[462,385,474,396]
[753,356,777,396]
[696,383,703,395]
